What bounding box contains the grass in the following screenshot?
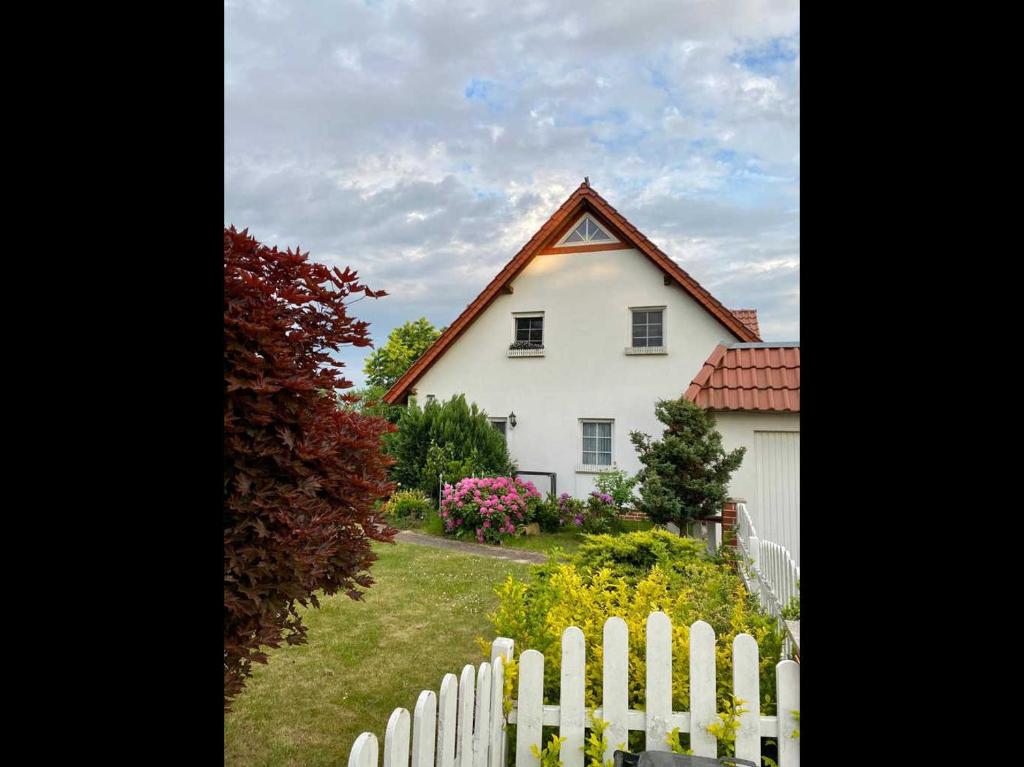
[390,510,654,557]
[224,541,533,767]
[502,529,586,554]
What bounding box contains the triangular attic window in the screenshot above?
[556,214,616,247]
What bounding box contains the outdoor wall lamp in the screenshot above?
[508,411,517,429]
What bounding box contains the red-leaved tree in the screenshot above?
[224,226,395,709]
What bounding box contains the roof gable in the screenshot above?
[384,181,761,404]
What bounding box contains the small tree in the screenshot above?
[346,383,405,424]
[629,399,745,532]
[224,226,395,710]
[363,317,444,390]
[386,394,515,501]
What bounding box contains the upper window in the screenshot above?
[555,214,615,247]
[581,420,613,466]
[515,316,544,345]
[631,308,664,348]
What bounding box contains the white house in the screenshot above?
[384,181,799,560]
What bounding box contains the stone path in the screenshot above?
[394,530,548,564]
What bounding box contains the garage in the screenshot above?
[684,342,800,565]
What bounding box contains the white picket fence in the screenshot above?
[348,612,800,767]
[735,503,800,657]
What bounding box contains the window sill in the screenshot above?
[576,464,616,474]
[507,348,545,357]
[625,346,667,355]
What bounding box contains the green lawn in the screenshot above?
[224,542,533,767]
[502,520,654,554]
[501,529,586,554]
[392,511,653,556]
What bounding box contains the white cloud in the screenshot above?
[225,0,800,386]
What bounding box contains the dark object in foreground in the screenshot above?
[613,750,758,767]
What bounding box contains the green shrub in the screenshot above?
[583,492,619,533]
[531,494,563,532]
[488,530,781,715]
[386,394,515,501]
[593,468,639,509]
[630,399,745,529]
[571,529,705,578]
[382,489,434,525]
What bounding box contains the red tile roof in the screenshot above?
[384,181,761,404]
[684,343,800,412]
[730,309,760,338]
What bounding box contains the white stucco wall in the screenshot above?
[412,245,740,499]
[712,411,800,565]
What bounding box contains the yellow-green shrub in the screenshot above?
[487,530,781,716]
[382,489,433,523]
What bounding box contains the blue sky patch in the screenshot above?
[732,35,799,75]
[464,78,507,113]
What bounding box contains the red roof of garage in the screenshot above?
[684,342,800,412]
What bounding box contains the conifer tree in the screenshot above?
[629,399,745,531]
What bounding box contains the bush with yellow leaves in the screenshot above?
[487,530,782,721]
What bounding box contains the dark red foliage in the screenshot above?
[224,226,395,710]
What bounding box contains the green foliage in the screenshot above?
[584,716,618,767]
[489,530,781,716]
[529,493,562,532]
[593,468,639,509]
[347,384,406,424]
[571,529,706,579]
[629,399,746,529]
[791,710,799,740]
[781,580,800,621]
[583,492,619,533]
[666,727,692,755]
[531,734,566,767]
[706,695,747,757]
[363,318,444,390]
[382,489,434,524]
[386,394,515,501]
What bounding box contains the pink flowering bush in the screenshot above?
[440,476,542,543]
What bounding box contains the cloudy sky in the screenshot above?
[225,0,799,388]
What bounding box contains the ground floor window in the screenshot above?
[580,419,613,466]
[489,418,507,437]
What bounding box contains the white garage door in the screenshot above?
[754,430,800,566]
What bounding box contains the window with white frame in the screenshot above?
[511,312,544,348]
[631,308,664,347]
[581,420,613,466]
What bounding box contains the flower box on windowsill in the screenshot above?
[507,345,545,357]
[624,345,667,355]
[575,464,616,474]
